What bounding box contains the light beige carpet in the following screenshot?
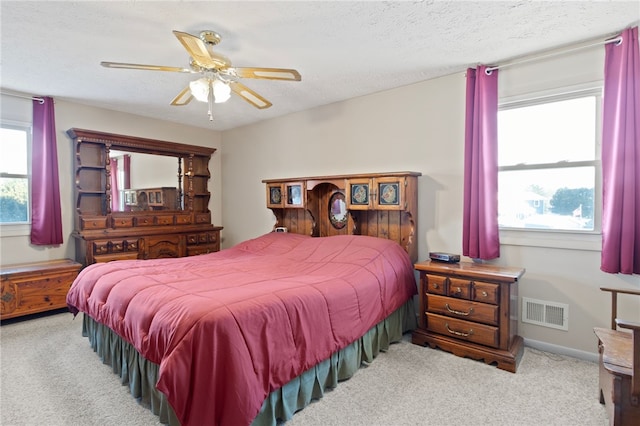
[1,311,608,426]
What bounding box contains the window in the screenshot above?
[498,88,601,234]
[1,123,31,224]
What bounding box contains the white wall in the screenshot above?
[221,46,640,356]
[0,97,222,265]
[2,39,638,357]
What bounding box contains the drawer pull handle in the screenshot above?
[455,287,462,293]
[433,283,439,289]
[445,323,474,337]
[481,291,488,297]
[445,304,474,316]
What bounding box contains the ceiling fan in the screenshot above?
[101,30,301,121]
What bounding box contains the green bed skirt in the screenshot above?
[81,298,416,425]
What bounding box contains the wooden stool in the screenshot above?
[594,287,640,425]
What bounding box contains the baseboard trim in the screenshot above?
[523,338,598,363]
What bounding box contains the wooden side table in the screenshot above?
[1,259,82,320]
[412,260,525,372]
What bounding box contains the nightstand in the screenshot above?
[412,260,525,372]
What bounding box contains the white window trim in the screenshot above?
[0,223,31,237]
[498,82,603,251]
[500,228,601,251]
[0,119,32,237]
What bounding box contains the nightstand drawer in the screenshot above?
[448,277,471,299]
[473,281,499,305]
[426,312,499,348]
[425,274,447,295]
[427,294,499,326]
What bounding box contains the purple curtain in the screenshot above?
[601,26,640,275]
[30,97,63,245]
[110,158,119,212]
[462,66,500,260]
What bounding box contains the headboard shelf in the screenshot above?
[263,172,421,261]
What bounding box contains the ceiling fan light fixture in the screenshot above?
[189,78,209,102]
[212,79,231,103]
[101,29,301,122]
[189,78,231,104]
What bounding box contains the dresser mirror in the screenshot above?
[109,150,183,212]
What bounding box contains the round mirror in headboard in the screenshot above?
[329,192,347,229]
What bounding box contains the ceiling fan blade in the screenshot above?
[170,86,193,106]
[228,67,301,81]
[172,30,230,69]
[230,82,272,109]
[101,61,191,73]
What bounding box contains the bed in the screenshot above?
[67,231,417,426]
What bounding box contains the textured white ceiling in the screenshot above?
[1,1,638,131]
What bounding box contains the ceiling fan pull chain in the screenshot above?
[207,80,214,121]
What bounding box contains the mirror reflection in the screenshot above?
[329,192,347,229]
[109,151,182,212]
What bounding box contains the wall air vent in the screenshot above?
[522,297,569,331]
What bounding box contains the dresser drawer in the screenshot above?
[425,274,447,295]
[473,281,499,305]
[175,214,192,225]
[187,246,215,256]
[427,294,499,326]
[146,235,182,259]
[92,240,109,255]
[124,239,139,252]
[207,232,218,244]
[448,277,471,299]
[195,213,211,224]
[156,215,174,226]
[426,312,499,348]
[92,239,140,257]
[94,253,139,263]
[80,216,107,230]
[187,231,220,245]
[135,216,155,227]
[113,217,134,228]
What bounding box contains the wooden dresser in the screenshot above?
[412,260,525,372]
[68,129,222,265]
[1,259,82,320]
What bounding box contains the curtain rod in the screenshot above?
[485,35,623,74]
[0,91,45,104]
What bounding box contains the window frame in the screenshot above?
[497,84,603,251]
[1,120,32,236]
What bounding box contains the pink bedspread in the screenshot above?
[67,232,417,426]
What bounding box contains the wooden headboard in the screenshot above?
[262,172,421,262]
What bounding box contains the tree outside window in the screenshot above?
[1,124,30,224]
